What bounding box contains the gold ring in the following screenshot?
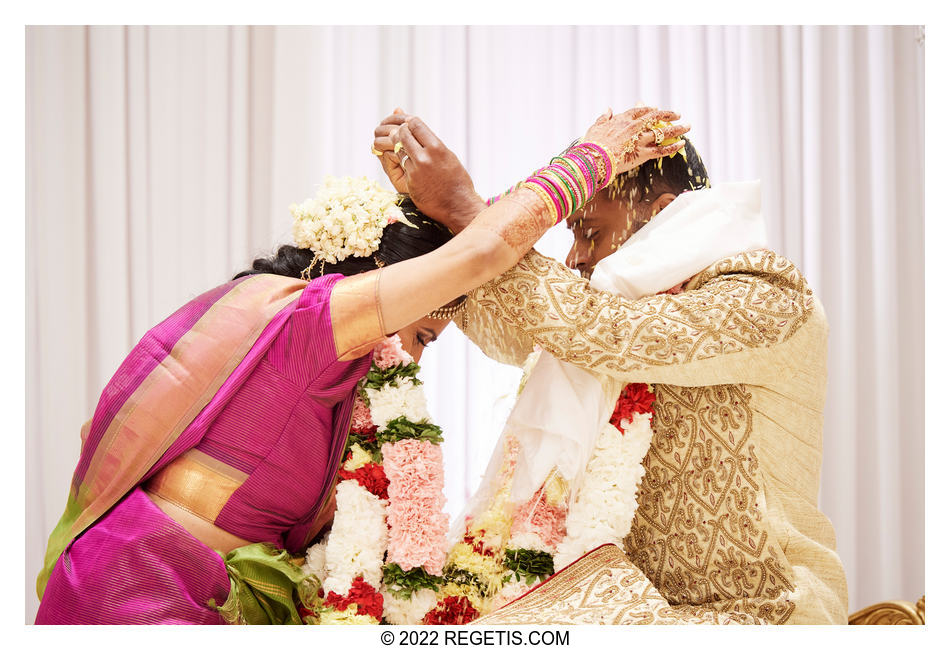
[371,146,383,157]
[651,127,664,146]
[394,142,404,155]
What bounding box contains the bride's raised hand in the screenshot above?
[582,106,691,178]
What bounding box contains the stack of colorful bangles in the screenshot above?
[485,142,618,226]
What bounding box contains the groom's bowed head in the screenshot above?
[566,137,710,279]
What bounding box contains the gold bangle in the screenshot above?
[583,140,619,186]
[522,182,559,227]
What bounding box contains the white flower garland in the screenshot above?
[382,588,440,625]
[303,335,449,625]
[552,412,653,571]
[322,479,389,595]
[365,377,430,428]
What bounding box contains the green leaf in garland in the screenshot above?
[502,548,554,584]
[376,416,444,445]
[345,433,382,464]
[381,563,445,600]
[363,361,422,392]
[442,566,490,596]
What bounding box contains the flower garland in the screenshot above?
[303,342,658,625]
[551,388,654,572]
[422,435,521,624]
[491,469,569,610]
[305,335,450,624]
[430,358,657,621]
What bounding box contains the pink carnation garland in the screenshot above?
[382,439,449,575]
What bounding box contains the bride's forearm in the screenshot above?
[377,187,551,333]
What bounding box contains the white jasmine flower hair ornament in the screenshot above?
[289,176,414,280]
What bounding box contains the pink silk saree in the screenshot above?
[35,273,371,624]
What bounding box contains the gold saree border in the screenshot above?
[73,275,306,539]
[143,449,249,524]
[330,269,386,361]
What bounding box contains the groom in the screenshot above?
[373,112,849,624]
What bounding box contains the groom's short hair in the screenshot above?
[610,137,711,204]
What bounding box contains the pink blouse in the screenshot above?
[191,274,372,552]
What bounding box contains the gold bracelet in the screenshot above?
[583,140,620,186]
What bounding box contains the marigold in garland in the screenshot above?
[342,444,374,472]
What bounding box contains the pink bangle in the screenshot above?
[523,179,559,225]
[563,153,595,199]
[573,142,615,189]
[548,163,584,213]
[531,174,569,221]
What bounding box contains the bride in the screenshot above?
[34,106,688,624]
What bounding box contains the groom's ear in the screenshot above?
[654,192,677,213]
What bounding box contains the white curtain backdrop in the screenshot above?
[25,25,925,623]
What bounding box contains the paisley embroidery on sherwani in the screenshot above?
[466,249,812,374]
[624,383,796,623]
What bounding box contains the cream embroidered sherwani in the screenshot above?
[457,249,848,625]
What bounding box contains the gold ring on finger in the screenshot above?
[394,142,404,155]
[371,146,384,157]
[651,127,664,146]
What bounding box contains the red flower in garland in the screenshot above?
[351,425,378,442]
[297,603,319,622]
[609,382,656,433]
[323,576,384,620]
[350,397,378,439]
[423,596,480,625]
[338,461,389,500]
[463,531,496,557]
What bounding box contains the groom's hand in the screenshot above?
[373,109,410,194]
[372,111,483,233]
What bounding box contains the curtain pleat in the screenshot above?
[25,25,924,622]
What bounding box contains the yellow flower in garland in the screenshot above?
[445,545,506,595]
[439,582,488,613]
[343,444,373,472]
[319,605,379,625]
[543,471,570,508]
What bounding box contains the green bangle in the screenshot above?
[544,165,581,215]
[552,156,591,205]
[533,173,569,218]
